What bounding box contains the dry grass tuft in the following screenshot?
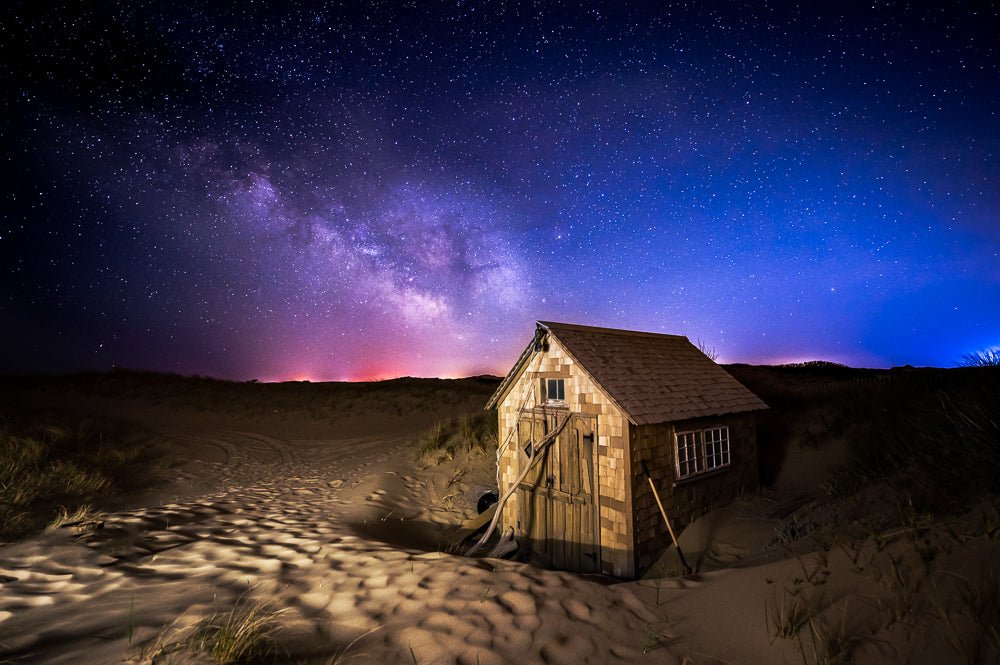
[317,627,381,665]
[47,504,100,529]
[958,348,1000,367]
[767,585,872,664]
[765,587,812,642]
[0,418,149,541]
[800,601,869,665]
[940,570,1000,663]
[729,364,1000,515]
[189,595,287,664]
[416,410,497,460]
[129,594,289,664]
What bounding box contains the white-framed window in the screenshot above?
[675,426,730,479]
[540,378,566,404]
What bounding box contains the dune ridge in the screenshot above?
[1,368,998,664]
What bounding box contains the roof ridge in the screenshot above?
[487,321,768,422]
[538,320,688,340]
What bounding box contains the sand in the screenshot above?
[0,429,664,664]
[1,374,998,664]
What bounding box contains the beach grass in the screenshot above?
[0,418,149,541]
[190,595,287,665]
[417,410,498,460]
[728,364,1000,515]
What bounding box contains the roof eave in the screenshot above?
[631,402,769,426]
[484,325,544,410]
[542,324,639,426]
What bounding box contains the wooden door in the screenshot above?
[516,413,599,573]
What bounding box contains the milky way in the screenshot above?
[3,2,998,379]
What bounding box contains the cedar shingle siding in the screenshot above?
[487,321,767,578]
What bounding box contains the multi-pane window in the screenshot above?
[676,431,702,477]
[703,427,730,469]
[675,426,730,479]
[541,378,565,403]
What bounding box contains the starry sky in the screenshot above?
[3,2,998,380]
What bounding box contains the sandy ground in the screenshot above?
[1,376,998,664]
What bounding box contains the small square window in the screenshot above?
[542,378,565,403]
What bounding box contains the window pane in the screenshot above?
[702,427,730,470]
[677,431,701,478]
[545,378,565,401]
[695,433,702,472]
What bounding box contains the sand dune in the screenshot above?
[2,370,998,664]
[1,430,666,664]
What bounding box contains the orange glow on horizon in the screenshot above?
[253,362,507,383]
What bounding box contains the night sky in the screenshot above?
[3,2,998,380]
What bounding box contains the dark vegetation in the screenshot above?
[727,363,1000,514]
[959,348,1000,367]
[730,363,1000,664]
[0,369,502,542]
[0,418,153,541]
[0,369,501,420]
[417,409,499,459]
[2,366,998,663]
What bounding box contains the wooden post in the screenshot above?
[640,460,692,575]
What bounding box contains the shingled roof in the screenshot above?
[488,321,767,425]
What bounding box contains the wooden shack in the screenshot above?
[485,321,768,578]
